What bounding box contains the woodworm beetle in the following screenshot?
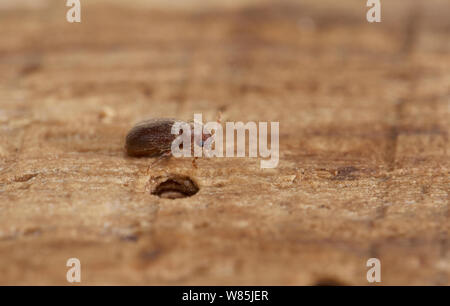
[125,118,215,167]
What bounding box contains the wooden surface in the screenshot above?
[0,0,448,285]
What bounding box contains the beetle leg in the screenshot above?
[192,157,198,168]
[147,151,172,174]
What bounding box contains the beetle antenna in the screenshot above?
[216,111,222,124]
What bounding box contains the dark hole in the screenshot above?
[151,176,199,199]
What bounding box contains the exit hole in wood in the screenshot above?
[151,175,199,199]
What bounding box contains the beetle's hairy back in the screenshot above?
[125,118,181,157]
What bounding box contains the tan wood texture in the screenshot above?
[0,0,448,285]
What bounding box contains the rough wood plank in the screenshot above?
[0,0,448,285]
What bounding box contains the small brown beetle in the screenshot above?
[125,118,213,166]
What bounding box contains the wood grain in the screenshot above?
[0,0,448,285]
